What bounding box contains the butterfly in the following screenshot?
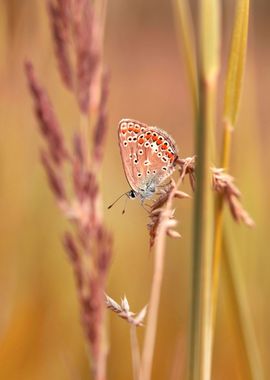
[110,119,178,210]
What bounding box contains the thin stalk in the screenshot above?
[130,325,141,380]
[139,171,189,380]
[223,226,264,380]
[211,0,250,351]
[138,207,170,380]
[188,77,215,380]
[211,119,232,326]
[173,0,198,113]
[188,0,219,379]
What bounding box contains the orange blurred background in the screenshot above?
[0,1,269,379]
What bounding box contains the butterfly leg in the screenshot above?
[141,200,151,213]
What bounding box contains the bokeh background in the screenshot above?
[0,1,269,379]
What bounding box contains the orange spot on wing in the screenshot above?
[161,144,167,150]
[138,138,145,144]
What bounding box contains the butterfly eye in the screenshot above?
[123,141,128,147]
[137,172,142,177]
[157,152,162,157]
[138,150,143,155]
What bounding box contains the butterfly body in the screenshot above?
[118,119,179,202]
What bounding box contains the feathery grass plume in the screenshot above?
[47,0,73,89]
[25,1,111,378]
[25,61,69,166]
[47,0,101,114]
[26,61,112,378]
[72,0,100,114]
[40,150,67,205]
[92,72,109,167]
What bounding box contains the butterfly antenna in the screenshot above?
[122,195,129,214]
[108,192,128,210]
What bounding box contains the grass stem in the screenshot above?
[130,325,141,380]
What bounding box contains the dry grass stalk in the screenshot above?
[25,2,110,379]
[140,157,192,380]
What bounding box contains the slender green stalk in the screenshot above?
[212,0,250,347]
[188,79,215,380]
[173,0,198,113]
[188,1,219,379]
[223,226,265,380]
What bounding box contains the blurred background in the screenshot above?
[0,0,269,379]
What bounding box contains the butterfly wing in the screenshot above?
[118,119,178,195]
[118,119,148,193]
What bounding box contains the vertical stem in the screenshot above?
[173,0,198,114]
[211,0,250,370]
[139,218,167,380]
[130,325,141,380]
[223,227,265,380]
[188,76,215,380]
[139,176,187,380]
[211,119,232,326]
[188,0,219,377]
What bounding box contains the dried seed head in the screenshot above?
[105,294,147,327]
